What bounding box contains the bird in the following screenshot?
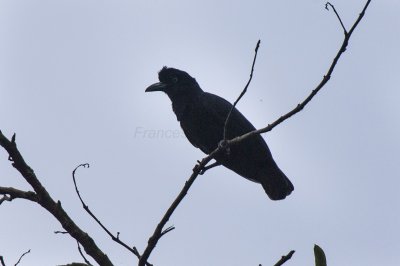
[145,67,293,200]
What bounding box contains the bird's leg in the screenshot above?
[199,161,221,175]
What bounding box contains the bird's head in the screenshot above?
[145,67,202,99]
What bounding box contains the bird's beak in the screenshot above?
[145,82,167,92]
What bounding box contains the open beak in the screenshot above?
[145,82,167,92]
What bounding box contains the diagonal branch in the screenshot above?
[14,249,31,266]
[139,1,372,265]
[227,0,371,146]
[273,250,295,266]
[138,153,217,266]
[77,241,93,266]
[0,130,113,266]
[72,164,152,266]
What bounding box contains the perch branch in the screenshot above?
[139,1,371,265]
[138,152,218,266]
[226,0,372,146]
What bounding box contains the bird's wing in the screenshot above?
[201,92,257,138]
[179,92,265,155]
[180,92,260,155]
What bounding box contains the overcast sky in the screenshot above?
[1,1,399,265]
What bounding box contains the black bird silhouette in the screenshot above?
[145,67,293,200]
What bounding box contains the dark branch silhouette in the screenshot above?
[0,131,113,266]
[273,250,295,266]
[223,39,261,141]
[224,0,371,145]
[139,1,372,265]
[14,249,31,266]
[0,187,37,204]
[72,164,152,266]
[77,242,93,266]
[326,2,348,34]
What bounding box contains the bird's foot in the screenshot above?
[218,140,230,155]
[199,161,221,175]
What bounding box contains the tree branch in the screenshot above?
[0,131,113,266]
[223,39,261,141]
[139,1,371,265]
[273,250,295,266]
[138,153,217,266]
[226,0,371,146]
[77,242,93,266]
[326,2,347,34]
[72,164,151,265]
[0,187,37,205]
[14,249,30,266]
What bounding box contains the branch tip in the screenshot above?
[273,250,295,266]
[223,39,261,140]
[325,2,348,34]
[14,249,31,266]
[77,241,93,266]
[161,225,175,236]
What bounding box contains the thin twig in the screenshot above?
[77,241,93,266]
[54,230,69,234]
[273,250,295,266]
[326,2,348,34]
[223,40,261,141]
[139,1,371,265]
[72,164,151,266]
[14,249,30,266]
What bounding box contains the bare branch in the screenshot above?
[223,40,261,141]
[138,153,217,266]
[160,225,175,236]
[326,2,347,34]
[0,187,37,205]
[55,230,69,234]
[0,256,5,266]
[226,0,372,146]
[14,249,30,266]
[199,161,221,175]
[77,242,93,266]
[139,1,371,265]
[72,164,150,265]
[273,250,295,266]
[0,131,113,266]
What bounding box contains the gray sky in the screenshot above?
[1,0,399,265]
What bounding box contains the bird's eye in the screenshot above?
[172,77,178,83]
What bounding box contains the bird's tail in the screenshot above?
[260,166,294,200]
